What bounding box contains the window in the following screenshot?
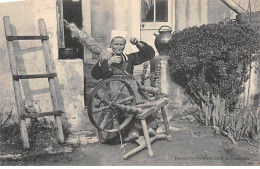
[141,0,168,23]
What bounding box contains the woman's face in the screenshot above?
[110,37,126,55]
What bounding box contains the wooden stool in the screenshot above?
[122,98,172,159]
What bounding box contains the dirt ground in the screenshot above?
[0,112,259,166]
[0,64,259,166]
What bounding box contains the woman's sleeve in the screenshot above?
[131,41,155,66]
[91,60,113,80]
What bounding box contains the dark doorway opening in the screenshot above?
[61,0,83,59]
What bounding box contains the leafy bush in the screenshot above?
[168,20,260,110]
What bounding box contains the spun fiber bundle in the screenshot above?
[64,20,103,55]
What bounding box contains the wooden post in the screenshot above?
[161,107,172,142]
[38,19,64,143]
[160,56,169,95]
[141,62,148,85]
[154,62,161,88]
[141,119,154,157]
[3,16,29,149]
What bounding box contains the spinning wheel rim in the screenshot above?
[87,78,136,133]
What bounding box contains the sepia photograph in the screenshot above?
[0,0,259,166]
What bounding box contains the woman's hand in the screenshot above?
[130,37,144,48]
[129,37,139,45]
[108,55,122,66]
[99,48,122,66]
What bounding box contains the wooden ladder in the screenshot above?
[3,16,64,148]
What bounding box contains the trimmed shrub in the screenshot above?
[168,20,260,111]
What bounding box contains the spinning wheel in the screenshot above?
[87,78,136,133]
[87,70,172,159]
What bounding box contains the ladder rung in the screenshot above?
[21,110,64,119]
[6,36,49,41]
[13,73,57,80]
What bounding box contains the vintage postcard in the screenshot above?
[0,0,259,166]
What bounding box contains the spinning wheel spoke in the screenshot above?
[99,112,112,130]
[95,94,110,104]
[92,106,110,114]
[94,98,110,108]
[116,96,134,105]
[112,84,126,102]
[93,89,112,108]
[94,93,102,100]
[105,82,113,101]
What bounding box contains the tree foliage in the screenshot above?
[168,20,260,110]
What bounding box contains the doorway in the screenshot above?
[140,0,173,54]
[62,0,83,59]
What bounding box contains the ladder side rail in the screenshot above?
[38,18,64,143]
[3,16,29,148]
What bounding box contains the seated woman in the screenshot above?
[91,30,155,80]
[91,30,157,144]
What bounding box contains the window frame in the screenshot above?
[140,0,172,30]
